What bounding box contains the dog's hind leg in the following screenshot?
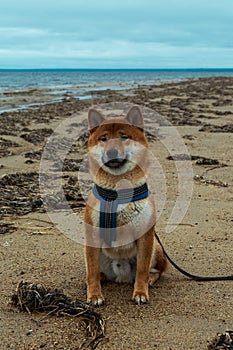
[149,239,168,286]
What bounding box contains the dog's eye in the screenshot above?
[120,135,129,141]
[100,135,107,142]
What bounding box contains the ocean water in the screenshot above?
[1,68,233,93]
[0,69,233,113]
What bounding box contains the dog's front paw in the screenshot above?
[132,291,149,305]
[87,293,105,306]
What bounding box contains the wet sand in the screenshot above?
[0,77,233,349]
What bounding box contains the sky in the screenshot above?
[0,0,233,69]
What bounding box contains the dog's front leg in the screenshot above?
[85,245,104,306]
[132,227,154,304]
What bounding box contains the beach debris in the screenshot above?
[167,154,227,167]
[0,137,21,157]
[24,149,43,160]
[144,130,158,142]
[167,153,191,161]
[0,136,21,148]
[15,345,38,350]
[20,128,53,145]
[212,98,232,107]
[183,134,197,140]
[63,178,91,208]
[0,172,88,217]
[194,175,228,187]
[207,330,233,349]
[191,155,227,167]
[194,157,227,167]
[63,158,82,172]
[11,281,105,349]
[0,172,44,217]
[199,124,233,133]
[0,222,16,234]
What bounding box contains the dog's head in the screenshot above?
[87,106,149,176]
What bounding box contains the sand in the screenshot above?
[0,77,233,350]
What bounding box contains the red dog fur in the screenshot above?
[84,106,167,305]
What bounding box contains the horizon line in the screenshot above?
[1,67,233,71]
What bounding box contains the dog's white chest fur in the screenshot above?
[91,197,154,283]
[91,198,153,234]
[100,254,137,283]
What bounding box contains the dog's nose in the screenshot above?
[106,148,118,160]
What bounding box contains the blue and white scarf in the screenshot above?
[92,183,150,247]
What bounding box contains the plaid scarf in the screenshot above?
[92,183,150,247]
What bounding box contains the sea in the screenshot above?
[0,68,233,112]
[1,68,233,92]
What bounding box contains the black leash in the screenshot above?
[155,232,233,282]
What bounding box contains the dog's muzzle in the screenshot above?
[103,148,128,168]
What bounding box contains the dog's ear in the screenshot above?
[88,108,105,130]
[125,106,144,129]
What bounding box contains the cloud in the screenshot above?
[1,38,232,68]
[0,0,233,67]
[0,27,48,37]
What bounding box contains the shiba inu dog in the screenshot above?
[84,106,167,305]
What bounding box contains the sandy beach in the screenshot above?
[0,77,233,350]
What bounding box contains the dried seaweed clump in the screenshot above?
[0,222,16,234]
[199,123,233,133]
[11,281,105,349]
[207,330,233,349]
[20,128,53,145]
[0,172,44,217]
[194,175,228,188]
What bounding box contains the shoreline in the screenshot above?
[1,69,233,113]
[0,84,138,114]
[1,75,233,114]
[0,76,233,350]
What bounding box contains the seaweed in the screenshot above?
[194,174,228,187]
[24,150,43,160]
[0,222,16,234]
[11,281,105,349]
[199,124,233,133]
[20,128,53,145]
[0,172,44,217]
[167,154,227,167]
[167,153,191,161]
[207,330,233,350]
[0,172,87,217]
